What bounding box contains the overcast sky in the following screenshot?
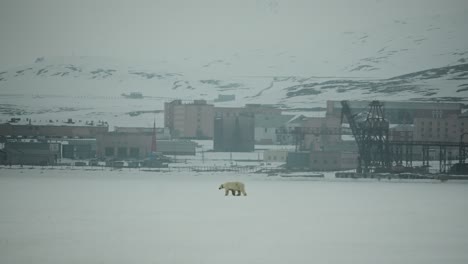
[0,0,467,70]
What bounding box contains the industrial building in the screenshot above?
[164,100,214,139]
[326,100,463,124]
[255,114,295,144]
[214,112,255,152]
[0,118,108,138]
[61,139,97,159]
[96,132,152,159]
[3,141,60,165]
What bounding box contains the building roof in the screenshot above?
[255,114,295,128]
[286,115,308,125]
[0,118,108,127]
[329,100,462,111]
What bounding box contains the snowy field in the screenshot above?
[1,168,468,264]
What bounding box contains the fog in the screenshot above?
[1,0,467,75]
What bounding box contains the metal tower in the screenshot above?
[341,100,390,173]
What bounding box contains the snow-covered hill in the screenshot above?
[0,52,467,128]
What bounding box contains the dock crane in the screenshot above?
[341,100,390,173]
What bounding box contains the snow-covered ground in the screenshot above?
[1,168,467,264]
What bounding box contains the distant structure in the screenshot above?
[164,100,214,139]
[113,126,171,140]
[214,111,254,152]
[413,114,468,143]
[0,118,108,138]
[309,151,358,171]
[302,116,342,151]
[4,141,60,165]
[254,114,295,144]
[61,139,96,159]
[214,94,235,102]
[96,132,152,159]
[341,100,390,173]
[121,92,143,99]
[327,100,463,124]
[96,130,196,159]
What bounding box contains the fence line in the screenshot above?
[0,164,283,174]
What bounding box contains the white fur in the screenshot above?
[218,181,247,196]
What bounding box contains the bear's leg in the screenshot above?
[236,190,241,196]
[230,189,236,196]
[225,189,229,196]
[241,189,247,196]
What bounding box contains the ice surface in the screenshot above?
[1,168,468,264]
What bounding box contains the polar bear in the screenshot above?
[218,181,247,196]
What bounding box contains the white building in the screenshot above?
[264,149,289,163]
[255,114,295,144]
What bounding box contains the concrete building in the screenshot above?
[255,114,294,144]
[309,151,358,171]
[286,150,358,171]
[276,115,308,145]
[164,100,214,139]
[156,140,197,155]
[326,100,463,124]
[263,149,289,162]
[96,132,152,159]
[413,114,468,143]
[214,106,248,118]
[286,152,310,170]
[0,118,108,138]
[389,124,414,142]
[302,116,342,151]
[114,126,171,140]
[245,104,282,116]
[214,112,255,152]
[4,141,61,165]
[61,139,97,159]
[0,150,6,164]
[96,131,197,159]
[214,94,235,102]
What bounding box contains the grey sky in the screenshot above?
[0,0,467,70]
